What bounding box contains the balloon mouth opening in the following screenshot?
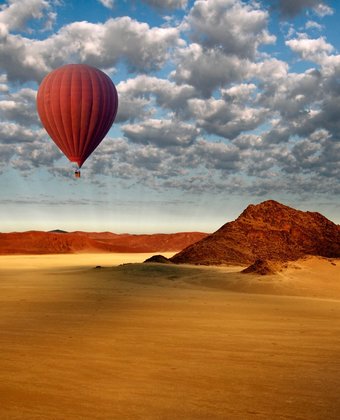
[69,157,83,168]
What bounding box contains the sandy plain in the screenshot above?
[0,253,340,419]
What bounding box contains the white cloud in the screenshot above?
[141,0,187,9]
[305,20,323,31]
[0,143,16,170]
[313,3,333,17]
[42,11,57,31]
[0,73,8,93]
[187,96,267,140]
[115,95,152,123]
[193,139,241,171]
[0,88,38,125]
[172,43,251,96]
[0,0,53,36]
[122,119,200,147]
[251,58,289,82]
[273,0,333,18]
[0,17,182,82]
[187,0,275,58]
[0,0,339,201]
[286,36,334,62]
[222,84,257,102]
[117,75,196,120]
[12,138,63,171]
[171,0,278,96]
[0,121,42,143]
[97,0,114,9]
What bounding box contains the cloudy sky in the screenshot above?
[0,0,339,233]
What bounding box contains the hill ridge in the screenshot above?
[171,200,340,265]
[0,231,208,255]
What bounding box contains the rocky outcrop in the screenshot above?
[171,200,340,265]
[144,255,173,264]
[241,259,280,275]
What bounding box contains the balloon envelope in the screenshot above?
[36,64,118,168]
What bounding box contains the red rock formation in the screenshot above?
[0,231,107,254]
[171,200,340,265]
[0,231,207,255]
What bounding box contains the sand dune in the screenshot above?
[0,254,340,419]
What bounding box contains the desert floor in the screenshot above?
[0,254,340,419]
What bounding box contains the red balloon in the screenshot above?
[36,64,118,168]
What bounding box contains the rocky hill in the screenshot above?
[0,231,207,255]
[171,200,340,265]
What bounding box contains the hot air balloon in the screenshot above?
[36,64,118,177]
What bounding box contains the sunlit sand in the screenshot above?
[0,252,175,271]
[0,254,340,419]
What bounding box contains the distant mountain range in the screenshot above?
[0,231,207,255]
[171,200,340,265]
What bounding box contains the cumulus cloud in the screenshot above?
[117,75,196,121]
[115,95,152,124]
[172,0,277,96]
[187,95,267,140]
[0,73,8,93]
[193,139,241,171]
[83,133,340,197]
[305,20,323,31]
[81,136,243,190]
[141,0,187,10]
[286,36,334,62]
[13,139,62,169]
[0,0,339,201]
[0,17,182,82]
[222,84,257,102]
[313,3,333,17]
[272,0,333,18]
[97,0,114,9]
[172,44,251,96]
[86,137,189,182]
[276,133,339,181]
[187,0,275,59]
[0,143,16,171]
[0,88,38,125]
[0,0,55,36]
[122,119,200,147]
[0,121,41,143]
[251,58,289,82]
[257,69,322,121]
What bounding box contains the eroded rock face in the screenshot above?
[171,200,340,265]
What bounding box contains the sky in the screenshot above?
[0,0,339,233]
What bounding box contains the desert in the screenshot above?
[2,0,340,418]
[1,252,340,419]
[1,200,340,419]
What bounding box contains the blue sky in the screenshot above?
[0,0,339,233]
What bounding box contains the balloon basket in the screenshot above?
[74,170,81,178]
